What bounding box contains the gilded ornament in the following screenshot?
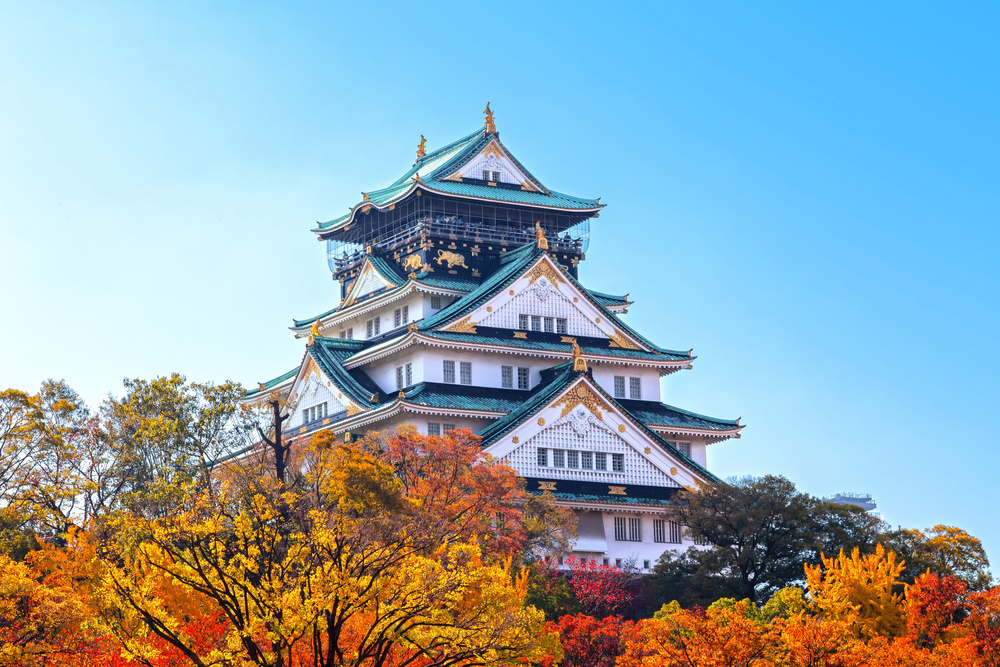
[538,481,557,491]
[537,417,545,426]
[608,485,627,496]
[444,315,477,334]
[608,330,642,350]
[434,249,468,269]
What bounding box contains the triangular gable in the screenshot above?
[284,352,365,426]
[438,253,648,352]
[484,375,712,489]
[343,256,403,308]
[442,138,546,193]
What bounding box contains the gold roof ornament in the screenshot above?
[534,221,548,250]
[416,135,426,160]
[571,339,588,372]
[484,102,496,134]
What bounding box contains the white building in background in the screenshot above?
[242,107,744,569]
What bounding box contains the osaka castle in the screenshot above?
[243,106,743,568]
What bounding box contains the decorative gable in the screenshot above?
[344,257,401,307]
[485,377,709,489]
[440,254,645,350]
[444,139,543,192]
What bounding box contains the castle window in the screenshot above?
[556,318,567,334]
[518,314,528,330]
[537,448,547,467]
[501,366,513,389]
[460,362,472,385]
[612,453,625,472]
[517,367,530,390]
[567,451,579,469]
[614,376,626,398]
[427,423,440,435]
[595,453,608,471]
[431,295,441,310]
[629,377,642,400]
[552,449,565,468]
[581,451,593,469]
[443,360,455,383]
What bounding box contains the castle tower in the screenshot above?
[243,108,743,568]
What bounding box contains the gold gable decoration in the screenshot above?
[553,382,613,421]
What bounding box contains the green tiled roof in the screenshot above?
[617,399,741,432]
[244,367,299,397]
[400,382,530,413]
[313,128,602,234]
[422,330,691,362]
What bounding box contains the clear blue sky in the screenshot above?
[2,3,998,560]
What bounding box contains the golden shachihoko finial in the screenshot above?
[484,102,496,133]
[416,135,426,160]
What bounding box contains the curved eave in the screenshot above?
[314,183,604,239]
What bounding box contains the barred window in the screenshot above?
[460,362,472,385]
[629,377,641,400]
[517,367,530,390]
[552,449,565,467]
[556,318,567,334]
[531,315,542,331]
[654,519,666,543]
[567,450,579,468]
[669,521,682,544]
[614,517,627,541]
[595,453,608,471]
[431,295,441,309]
[405,363,412,387]
[501,366,513,389]
[427,423,441,435]
[443,360,455,383]
[537,448,547,467]
[518,314,529,330]
[613,376,626,398]
[612,453,625,472]
[581,451,593,469]
[628,517,642,541]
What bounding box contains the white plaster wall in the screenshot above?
[589,362,662,403]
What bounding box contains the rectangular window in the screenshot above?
[654,519,666,543]
[629,518,642,542]
[556,318,567,334]
[537,448,547,467]
[443,360,455,384]
[431,295,441,309]
[669,521,682,544]
[405,363,412,387]
[443,423,456,433]
[567,450,579,468]
[530,315,542,331]
[595,452,607,471]
[518,314,529,330]
[614,376,626,398]
[517,367,530,390]
[501,366,513,389]
[460,362,472,385]
[629,377,641,400]
[612,453,625,472]
[427,423,440,435]
[614,517,627,541]
[552,450,565,468]
[543,317,554,333]
[581,451,593,470]
[396,366,404,390]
